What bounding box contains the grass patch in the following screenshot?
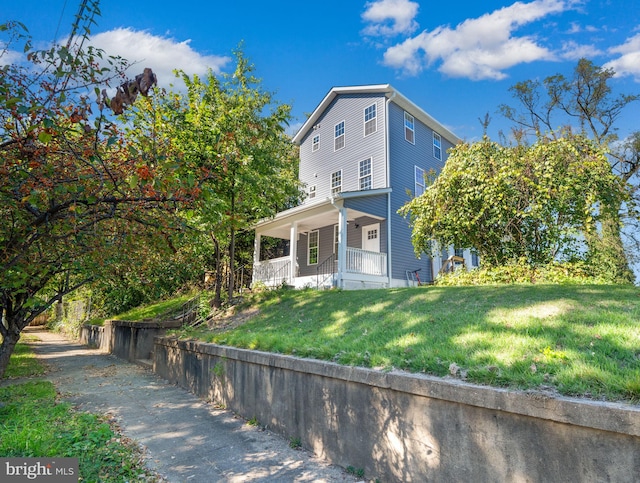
[2,340,161,481]
[110,294,195,322]
[4,336,47,379]
[175,284,640,403]
[81,294,198,326]
[0,381,161,482]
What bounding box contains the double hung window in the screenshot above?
[404,112,415,144]
[334,121,345,151]
[331,170,342,195]
[364,104,377,136]
[433,131,442,160]
[415,166,426,196]
[308,230,319,265]
[359,158,372,190]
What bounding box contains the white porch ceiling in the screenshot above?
[256,204,382,240]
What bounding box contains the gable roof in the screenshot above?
[291,84,462,146]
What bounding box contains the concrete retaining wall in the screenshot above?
[153,336,640,482]
[79,323,105,349]
[80,320,181,362]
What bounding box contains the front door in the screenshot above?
[362,223,380,252]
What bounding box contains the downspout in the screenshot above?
[385,91,396,288]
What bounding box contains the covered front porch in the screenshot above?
[253,192,390,290]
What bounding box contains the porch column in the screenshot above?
[337,207,347,288]
[289,222,298,284]
[253,233,261,265]
[253,232,261,286]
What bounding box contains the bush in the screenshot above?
[436,260,621,286]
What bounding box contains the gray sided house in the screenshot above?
[252,84,476,289]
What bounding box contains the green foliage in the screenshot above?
[124,47,303,303]
[88,234,211,316]
[0,14,193,377]
[346,466,365,478]
[0,381,160,482]
[289,437,302,449]
[499,58,640,282]
[434,260,615,286]
[399,135,626,279]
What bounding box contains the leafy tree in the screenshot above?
[499,58,639,282]
[0,15,190,377]
[125,50,302,306]
[399,135,626,277]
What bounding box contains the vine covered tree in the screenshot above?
[0,13,191,377]
[399,135,627,278]
[499,58,639,282]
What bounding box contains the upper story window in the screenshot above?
[308,230,319,265]
[433,131,442,160]
[364,103,377,136]
[359,158,372,190]
[308,185,316,199]
[415,166,426,196]
[404,112,415,144]
[312,134,320,152]
[331,170,342,195]
[334,121,345,151]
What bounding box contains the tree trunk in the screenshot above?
[227,188,236,301]
[588,205,635,283]
[211,233,222,309]
[228,225,236,301]
[0,318,24,379]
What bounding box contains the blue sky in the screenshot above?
[3,0,639,141]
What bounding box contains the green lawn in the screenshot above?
[86,293,197,326]
[176,284,640,403]
[4,335,46,379]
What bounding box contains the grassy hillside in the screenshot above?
[174,284,640,403]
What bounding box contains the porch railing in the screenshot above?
[346,247,387,276]
[316,253,337,289]
[253,256,291,287]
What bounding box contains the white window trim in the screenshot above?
[364,103,377,136]
[334,120,345,151]
[433,131,442,160]
[331,169,342,195]
[308,230,319,265]
[308,184,316,199]
[404,111,415,145]
[359,157,373,190]
[312,134,320,152]
[415,165,426,196]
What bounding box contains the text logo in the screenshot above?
[1,458,78,482]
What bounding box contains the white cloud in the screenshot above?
[361,0,420,37]
[89,28,231,88]
[566,22,599,34]
[0,48,23,67]
[560,40,603,60]
[603,32,640,82]
[376,0,574,80]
